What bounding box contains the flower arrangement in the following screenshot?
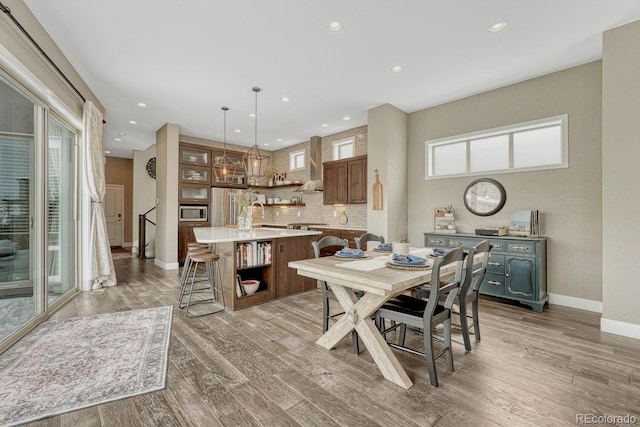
[236,189,256,208]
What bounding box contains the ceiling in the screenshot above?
[23,0,640,158]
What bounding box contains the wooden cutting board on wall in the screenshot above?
[372,169,383,210]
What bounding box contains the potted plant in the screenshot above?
[435,209,445,217]
[392,237,410,256]
[443,204,455,217]
[265,171,274,186]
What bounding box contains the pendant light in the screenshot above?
[213,106,237,183]
[243,87,269,179]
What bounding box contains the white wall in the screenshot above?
[601,20,640,338]
[155,123,179,270]
[132,145,156,257]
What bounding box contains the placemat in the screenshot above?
[385,260,432,271]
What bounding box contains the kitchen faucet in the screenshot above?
[251,200,265,218]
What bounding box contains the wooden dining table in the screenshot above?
[288,248,462,389]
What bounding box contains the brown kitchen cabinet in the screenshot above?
[274,235,317,297]
[179,183,210,204]
[178,222,210,264]
[180,144,211,166]
[323,155,367,205]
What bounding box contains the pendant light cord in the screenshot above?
[253,87,260,148]
[222,106,228,155]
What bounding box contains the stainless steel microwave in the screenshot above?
[179,205,208,222]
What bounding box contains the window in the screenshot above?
[333,137,354,160]
[289,149,305,171]
[425,115,568,179]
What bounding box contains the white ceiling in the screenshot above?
[23,0,640,158]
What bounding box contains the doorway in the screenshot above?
[105,184,124,247]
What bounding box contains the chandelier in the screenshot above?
[243,87,269,178]
[213,106,237,183]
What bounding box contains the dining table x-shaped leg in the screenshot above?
[315,283,413,389]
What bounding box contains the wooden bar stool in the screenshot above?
[179,244,211,300]
[183,251,225,317]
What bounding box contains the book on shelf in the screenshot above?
[509,210,540,236]
[236,274,245,297]
[236,241,272,268]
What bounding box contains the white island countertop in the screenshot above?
[193,227,321,243]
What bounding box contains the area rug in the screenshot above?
[0,306,172,426]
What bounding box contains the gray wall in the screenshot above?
[407,61,603,303]
[602,20,640,332]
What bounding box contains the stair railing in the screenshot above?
[138,206,156,259]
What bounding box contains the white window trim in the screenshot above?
[425,114,568,180]
[289,149,305,171]
[332,137,355,160]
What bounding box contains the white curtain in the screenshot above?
[83,101,117,289]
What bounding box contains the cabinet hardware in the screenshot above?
[512,245,529,251]
[450,240,461,246]
[488,262,501,266]
[487,280,502,286]
[493,244,502,249]
[430,240,443,244]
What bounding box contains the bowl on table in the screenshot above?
[241,280,260,295]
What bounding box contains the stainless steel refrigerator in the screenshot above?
[210,187,240,227]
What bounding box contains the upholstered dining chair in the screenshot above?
[312,236,360,354]
[354,233,385,251]
[416,240,490,351]
[374,247,466,387]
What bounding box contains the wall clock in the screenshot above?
[463,178,506,216]
[146,157,156,179]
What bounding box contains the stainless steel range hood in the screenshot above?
[295,136,323,193]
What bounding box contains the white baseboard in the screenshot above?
[122,242,133,248]
[601,318,640,340]
[548,293,602,313]
[154,259,179,271]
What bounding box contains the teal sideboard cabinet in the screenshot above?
[424,233,548,312]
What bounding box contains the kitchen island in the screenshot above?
[193,227,322,310]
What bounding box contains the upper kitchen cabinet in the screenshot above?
[323,155,367,205]
[180,144,211,166]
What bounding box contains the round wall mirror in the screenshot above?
[463,178,506,216]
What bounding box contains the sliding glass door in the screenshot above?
[0,73,78,346]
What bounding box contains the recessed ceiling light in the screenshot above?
[343,116,350,121]
[391,65,404,73]
[129,120,136,125]
[488,22,507,32]
[322,123,329,128]
[105,150,111,154]
[234,129,241,133]
[328,21,343,32]
[114,138,122,142]
[137,102,147,108]
[263,143,269,146]
[276,138,282,142]
[118,132,127,136]
[249,113,256,118]
[281,97,290,102]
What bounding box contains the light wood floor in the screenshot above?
[27,257,640,426]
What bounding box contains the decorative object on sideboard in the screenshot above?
[243,87,269,178]
[509,209,540,236]
[213,106,237,183]
[372,169,383,210]
[464,178,506,216]
[145,157,156,179]
[434,207,456,234]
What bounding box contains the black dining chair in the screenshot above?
[354,233,385,251]
[312,236,360,354]
[374,247,465,387]
[416,240,490,351]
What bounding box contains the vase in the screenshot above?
[392,242,410,256]
[237,206,253,232]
